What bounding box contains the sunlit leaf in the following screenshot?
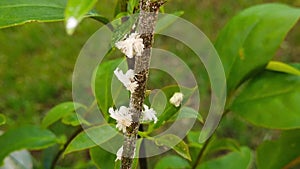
[187,131,203,149]
[155,134,191,161]
[0,126,57,165]
[127,0,139,14]
[64,125,118,155]
[0,0,66,29]
[42,102,86,128]
[215,3,300,92]
[266,61,300,76]
[231,70,300,129]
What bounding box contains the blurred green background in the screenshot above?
[0,0,299,130]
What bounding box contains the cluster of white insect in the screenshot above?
[115,32,145,59]
[169,92,184,107]
[113,33,184,161]
[114,68,138,93]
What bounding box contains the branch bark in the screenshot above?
[121,0,165,169]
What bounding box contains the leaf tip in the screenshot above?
[66,17,78,35]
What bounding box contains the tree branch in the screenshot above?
[121,0,165,169]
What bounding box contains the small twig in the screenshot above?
[191,137,212,169]
[50,127,83,169]
[138,125,148,169]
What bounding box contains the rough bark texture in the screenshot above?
[121,0,165,169]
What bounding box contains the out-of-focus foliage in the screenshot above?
[0,0,299,169]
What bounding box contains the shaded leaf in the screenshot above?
[155,134,191,161]
[154,155,190,169]
[0,126,57,165]
[170,106,203,123]
[197,147,252,169]
[90,146,116,169]
[205,137,240,155]
[266,61,300,76]
[257,130,300,169]
[215,3,300,92]
[231,70,300,129]
[61,113,91,127]
[64,125,118,155]
[42,145,61,169]
[42,102,86,128]
[64,0,98,35]
[0,0,66,29]
[94,58,123,118]
[87,10,109,25]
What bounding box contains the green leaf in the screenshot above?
[111,14,138,45]
[215,3,300,92]
[64,0,98,35]
[64,124,118,155]
[127,0,139,14]
[155,134,191,161]
[187,131,203,149]
[152,85,196,129]
[205,137,240,155]
[197,147,252,169]
[154,155,190,169]
[266,61,300,76]
[231,70,300,129]
[257,130,300,169]
[95,59,123,118]
[90,146,116,169]
[170,106,203,123]
[87,10,110,25]
[42,102,86,128]
[0,0,66,29]
[0,114,6,126]
[0,126,57,165]
[61,113,91,127]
